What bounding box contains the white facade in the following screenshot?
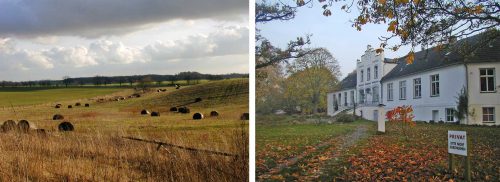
[382,64,467,122]
[328,42,499,125]
[466,62,500,125]
[356,45,396,106]
[327,88,356,116]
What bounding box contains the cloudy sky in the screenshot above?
[0,0,249,81]
[258,1,414,78]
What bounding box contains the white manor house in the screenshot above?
[328,32,500,125]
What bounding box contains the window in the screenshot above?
[387,83,393,101]
[480,68,495,92]
[367,68,371,81]
[446,108,455,122]
[482,107,495,123]
[359,90,365,103]
[344,92,347,106]
[431,74,440,96]
[361,70,364,82]
[338,93,341,106]
[399,81,406,100]
[350,90,355,105]
[374,66,378,79]
[413,78,421,98]
[373,86,379,102]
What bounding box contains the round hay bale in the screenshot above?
[55,104,62,108]
[178,107,190,114]
[195,97,202,102]
[160,89,167,92]
[75,102,81,106]
[141,109,150,115]
[58,122,74,132]
[151,112,160,117]
[157,89,161,92]
[210,111,219,117]
[2,120,17,132]
[170,107,178,112]
[18,120,33,133]
[67,105,73,109]
[53,114,64,120]
[240,113,249,120]
[85,103,90,107]
[132,93,141,97]
[192,113,204,120]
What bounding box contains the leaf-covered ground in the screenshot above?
[342,122,500,181]
[256,117,375,181]
[256,116,499,181]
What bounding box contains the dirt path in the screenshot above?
[261,125,370,180]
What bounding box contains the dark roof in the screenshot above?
[383,58,398,63]
[339,71,357,90]
[382,30,500,82]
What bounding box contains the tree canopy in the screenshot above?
[256,0,500,67]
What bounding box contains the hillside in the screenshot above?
[140,78,249,110]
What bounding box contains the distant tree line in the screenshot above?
[1,72,248,87]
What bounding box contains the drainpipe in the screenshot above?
[464,63,469,125]
[461,61,469,125]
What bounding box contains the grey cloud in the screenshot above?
[0,26,248,72]
[0,38,53,71]
[145,26,249,61]
[0,0,248,38]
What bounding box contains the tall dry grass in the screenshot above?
[0,125,248,181]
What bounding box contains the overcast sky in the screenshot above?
[257,1,414,79]
[0,0,249,81]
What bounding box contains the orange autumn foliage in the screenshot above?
[386,105,415,126]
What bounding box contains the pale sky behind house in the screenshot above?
[0,0,249,81]
[257,0,415,79]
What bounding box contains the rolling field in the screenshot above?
[0,79,249,181]
[0,88,123,107]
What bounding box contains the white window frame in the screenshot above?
[387,83,393,101]
[482,107,495,123]
[430,74,440,97]
[399,80,406,100]
[413,78,421,99]
[480,68,496,92]
[445,108,455,122]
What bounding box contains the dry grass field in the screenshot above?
[0,79,249,181]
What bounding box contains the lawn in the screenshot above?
[256,115,375,181]
[0,87,123,107]
[0,79,249,181]
[342,122,500,181]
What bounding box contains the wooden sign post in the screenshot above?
[448,130,471,181]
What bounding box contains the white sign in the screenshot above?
[448,131,467,156]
